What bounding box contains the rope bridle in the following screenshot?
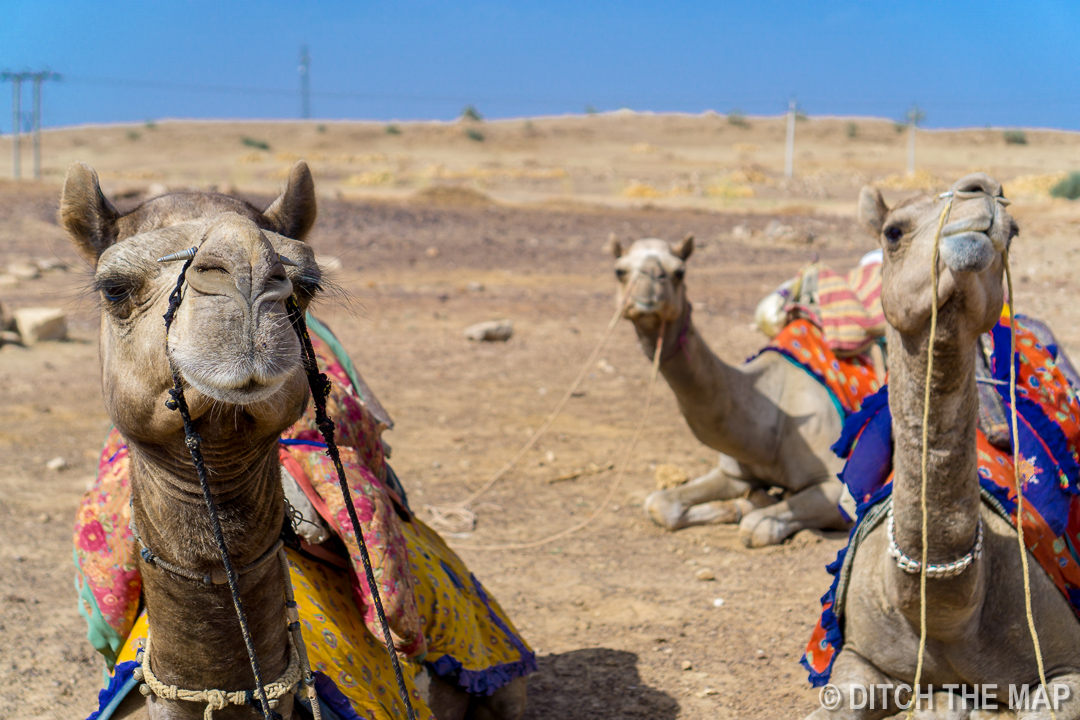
[133,247,418,720]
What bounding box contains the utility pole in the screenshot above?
[30,72,61,180]
[299,45,310,119]
[906,103,925,177]
[784,97,796,179]
[2,70,60,180]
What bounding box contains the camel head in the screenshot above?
[609,232,694,332]
[60,162,322,448]
[859,172,1016,343]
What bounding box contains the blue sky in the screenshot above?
[2,1,1078,130]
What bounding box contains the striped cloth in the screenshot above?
[785,259,886,357]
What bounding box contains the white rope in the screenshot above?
[136,630,302,720]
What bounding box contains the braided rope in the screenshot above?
[1004,252,1058,719]
[285,297,418,720]
[136,632,301,720]
[907,195,952,717]
[280,548,322,720]
[161,256,277,719]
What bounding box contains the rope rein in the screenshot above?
[425,273,642,536]
[160,255,278,720]
[455,316,666,551]
[284,296,418,720]
[906,196,952,718]
[1004,252,1057,720]
[144,251,414,720]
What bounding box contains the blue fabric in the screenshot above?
[280,438,330,448]
[86,661,139,720]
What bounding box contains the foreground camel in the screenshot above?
[805,174,1080,719]
[64,162,527,720]
[610,234,850,547]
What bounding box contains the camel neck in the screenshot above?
[631,303,774,464]
[130,431,295,720]
[887,317,984,622]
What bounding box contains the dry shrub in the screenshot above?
[411,185,494,207]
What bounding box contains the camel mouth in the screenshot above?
[940,231,997,274]
[179,365,294,406]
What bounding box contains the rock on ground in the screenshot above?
[13,307,68,344]
[464,320,513,342]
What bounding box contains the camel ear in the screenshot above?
[858,186,888,237]
[672,233,694,261]
[264,162,317,241]
[59,163,121,266]
[606,232,623,258]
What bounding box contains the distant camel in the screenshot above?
[610,234,853,547]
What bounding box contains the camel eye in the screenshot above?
[615,268,628,281]
[96,278,136,304]
[673,268,685,282]
[883,225,904,244]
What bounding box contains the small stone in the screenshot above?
[464,320,513,342]
[35,258,69,272]
[13,307,68,344]
[316,254,343,272]
[425,246,440,258]
[697,688,717,698]
[36,513,51,524]
[7,262,39,280]
[730,224,752,242]
[46,457,68,471]
[655,464,689,490]
[756,649,768,660]
[681,660,693,671]
[695,568,716,582]
[712,598,725,608]
[545,451,556,463]
[0,274,19,288]
[466,282,485,292]
[597,359,616,374]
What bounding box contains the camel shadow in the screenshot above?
[522,648,679,719]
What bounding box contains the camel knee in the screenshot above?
[471,677,528,720]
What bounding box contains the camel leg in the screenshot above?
[643,457,774,531]
[802,650,898,720]
[1016,673,1080,720]
[470,676,528,720]
[738,477,848,547]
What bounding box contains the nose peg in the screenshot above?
[157,247,199,263]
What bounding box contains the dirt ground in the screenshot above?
[1,116,1079,720]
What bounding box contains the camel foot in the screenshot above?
[738,512,795,548]
[644,490,690,530]
[645,493,768,530]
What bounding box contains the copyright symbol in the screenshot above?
[819,684,842,711]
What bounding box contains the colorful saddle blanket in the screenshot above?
[757,318,883,418]
[801,314,1080,687]
[77,315,535,717]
